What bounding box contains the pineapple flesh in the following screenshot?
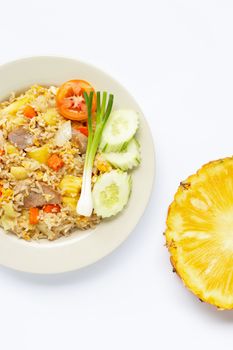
[166,157,233,309]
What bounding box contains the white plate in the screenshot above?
[0,56,155,274]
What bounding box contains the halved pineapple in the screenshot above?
[166,157,233,309]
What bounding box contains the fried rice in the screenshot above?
[0,85,111,241]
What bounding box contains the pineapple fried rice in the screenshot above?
[0,85,111,241]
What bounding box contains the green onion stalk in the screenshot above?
[76,91,114,216]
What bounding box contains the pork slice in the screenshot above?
[71,129,87,154]
[23,182,61,208]
[39,183,61,204]
[8,127,34,150]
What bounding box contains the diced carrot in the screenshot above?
[23,105,37,119]
[47,154,64,171]
[74,126,88,137]
[29,207,39,225]
[0,149,5,156]
[43,204,61,213]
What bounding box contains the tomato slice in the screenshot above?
[56,80,96,121]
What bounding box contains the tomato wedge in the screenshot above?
[56,80,96,121]
[43,204,61,213]
[73,125,88,137]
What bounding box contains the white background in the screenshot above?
[0,0,233,349]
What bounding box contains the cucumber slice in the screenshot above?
[99,109,139,152]
[102,138,141,171]
[93,170,132,218]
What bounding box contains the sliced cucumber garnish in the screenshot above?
[93,170,132,218]
[99,109,139,152]
[102,138,141,171]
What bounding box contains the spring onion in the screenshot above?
[76,91,114,216]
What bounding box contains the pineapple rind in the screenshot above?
[166,157,233,309]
